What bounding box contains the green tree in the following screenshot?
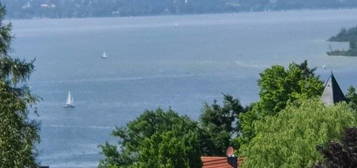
[0,4,39,168]
[99,108,204,168]
[200,94,245,154]
[256,60,323,115]
[235,102,259,148]
[346,86,357,110]
[240,99,357,168]
[137,128,201,168]
[236,61,324,147]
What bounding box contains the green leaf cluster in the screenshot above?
[237,61,324,146]
[98,109,203,168]
[240,99,357,168]
[200,94,245,155]
[346,86,357,110]
[256,60,323,115]
[137,128,201,168]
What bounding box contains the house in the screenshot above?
[201,147,243,168]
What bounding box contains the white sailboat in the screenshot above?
[101,51,108,59]
[64,91,75,108]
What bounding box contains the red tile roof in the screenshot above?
[201,156,241,168]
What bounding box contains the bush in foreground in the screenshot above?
[240,99,357,168]
[314,127,357,168]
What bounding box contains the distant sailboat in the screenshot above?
[101,51,108,59]
[64,91,75,108]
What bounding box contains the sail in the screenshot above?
[102,52,107,58]
[66,91,73,105]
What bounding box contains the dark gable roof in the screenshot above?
[321,73,346,105]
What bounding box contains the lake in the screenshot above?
[10,9,357,168]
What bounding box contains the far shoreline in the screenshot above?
[6,7,357,22]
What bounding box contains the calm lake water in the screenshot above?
[9,9,357,168]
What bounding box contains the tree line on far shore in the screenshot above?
[2,0,357,19]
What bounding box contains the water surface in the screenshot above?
[10,9,357,168]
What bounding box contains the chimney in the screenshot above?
[226,146,238,168]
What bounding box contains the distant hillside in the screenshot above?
[2,0,357,19]
[328,26,357,56]
[330,26,357,42]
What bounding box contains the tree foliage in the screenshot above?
[240,99,357,168]
[200,94,245,155]
[0,3,39,168]
[314,127,357,168]
[99,108,204,168]
[237,61,324,146]
[346,86,357,110]
[256,60,323,115]
[329,26,357,42]
[137,128,201,168]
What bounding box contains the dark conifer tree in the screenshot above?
[0,4,39,168]
[200,94,245,155]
